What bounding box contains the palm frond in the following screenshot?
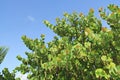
[0,47,8,64]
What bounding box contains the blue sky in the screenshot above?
[0,0,119,72]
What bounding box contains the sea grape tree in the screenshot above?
[14,4,120,80]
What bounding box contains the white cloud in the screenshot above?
[16,73,28,80]
[27,16,35,22]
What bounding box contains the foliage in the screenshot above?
[0,47,19,80]
[0,47,8,64]
[15,4,120,80]
[2,4,120,80]
[0,47,9,80]
[0,68,20,80]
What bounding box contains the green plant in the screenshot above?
[12,4,120,80]
[0,47,8,64]
[0,68,20,80]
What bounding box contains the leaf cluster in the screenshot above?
[1,4,120,80]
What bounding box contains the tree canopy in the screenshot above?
[1,4,120,80]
